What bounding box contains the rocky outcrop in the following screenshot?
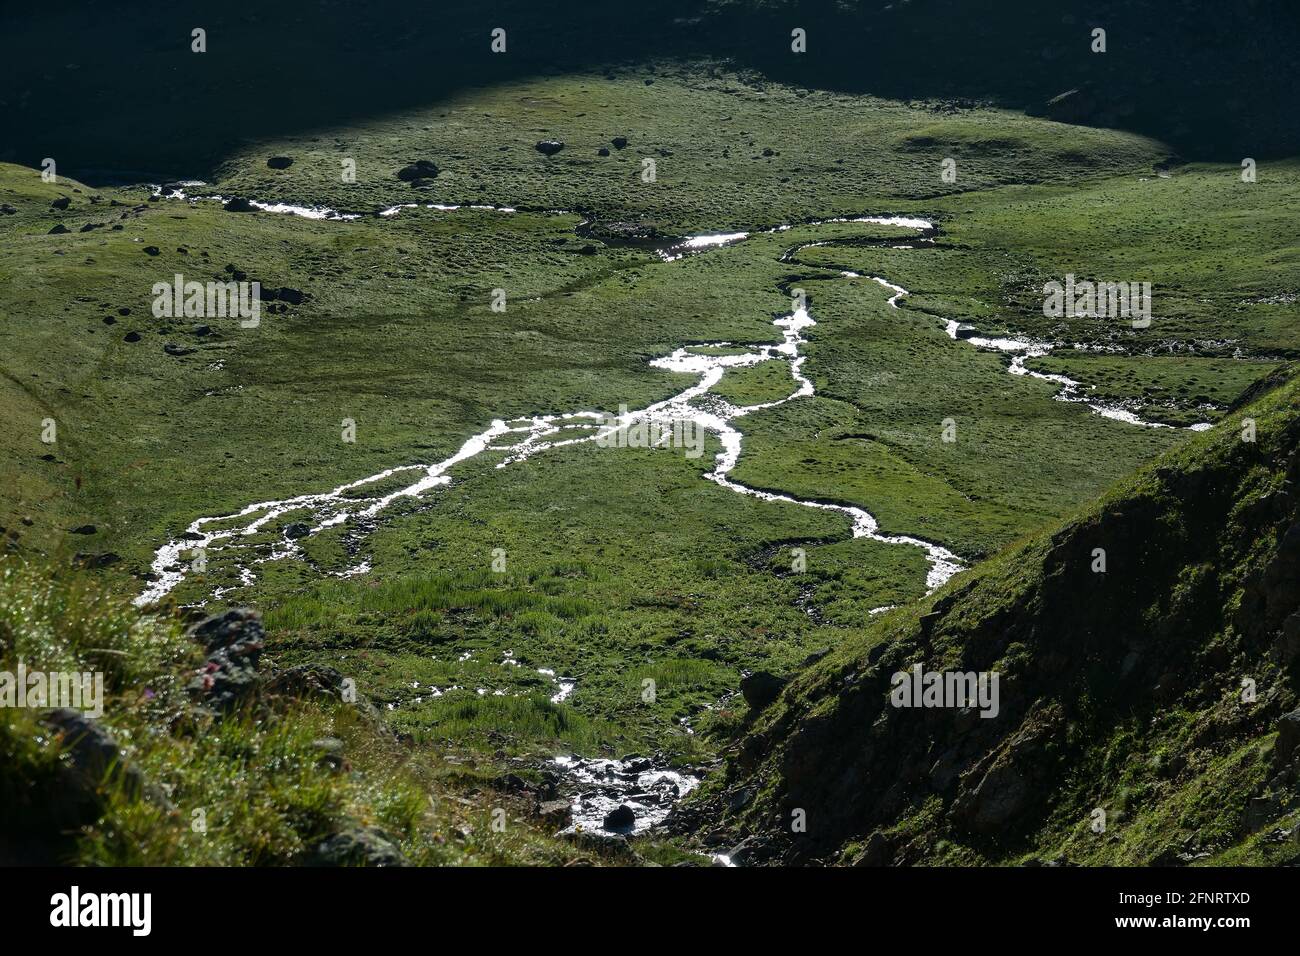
[187,608,265,711]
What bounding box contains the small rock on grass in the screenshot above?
[303,826,406,867]
[395,160,438,181]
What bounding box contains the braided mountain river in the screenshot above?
[129,193,1223,835]
[136,198,1210,612]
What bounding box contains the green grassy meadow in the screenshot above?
[2,62,1297,860]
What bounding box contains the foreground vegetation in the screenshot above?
[0,560,630,865]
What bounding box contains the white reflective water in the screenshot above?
[135,208,1213,607]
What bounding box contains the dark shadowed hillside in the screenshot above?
[2,0,1296,182]
[684,369,1300,865]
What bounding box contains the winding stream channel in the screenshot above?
[139,196,1206,611]
[134,191,1216,837]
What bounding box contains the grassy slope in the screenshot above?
[0,561,611,865]
[691,372,1300,865]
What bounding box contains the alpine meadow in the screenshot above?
[1,1,1298,925]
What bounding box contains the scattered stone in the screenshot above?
[48,224,69,235]
[612,136,628,150]
[740,670,787,711]
[537,799,573,827]
[186,608,265,711]
[143,246,160,256]
[492,772,531,794]
[69,524,97,535]
[596,147,610,157]
[303,826,406,867]
[39,709,152,809]
[395,160,439,181]
[534,140,565,156]
[283,521,311,539]
[50,197,70,210]
[163,343,196,356]
[558,829,633,858]
[123,331,141,342]
[189,607,265,653]
[602,803,636,831]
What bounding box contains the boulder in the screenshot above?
[611,136,628,150]
[534,140,565,156]
[602,804,636,831]
[740,670,787,711]
[303,826,406,867]
[537,799,573,827]
[395,160,438,181]
[186,608,266,711]
[39,708,159,808]
[266,156,294,170]
[189,607,265,653]
[222,197,255,213]
[283,521,311,539]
